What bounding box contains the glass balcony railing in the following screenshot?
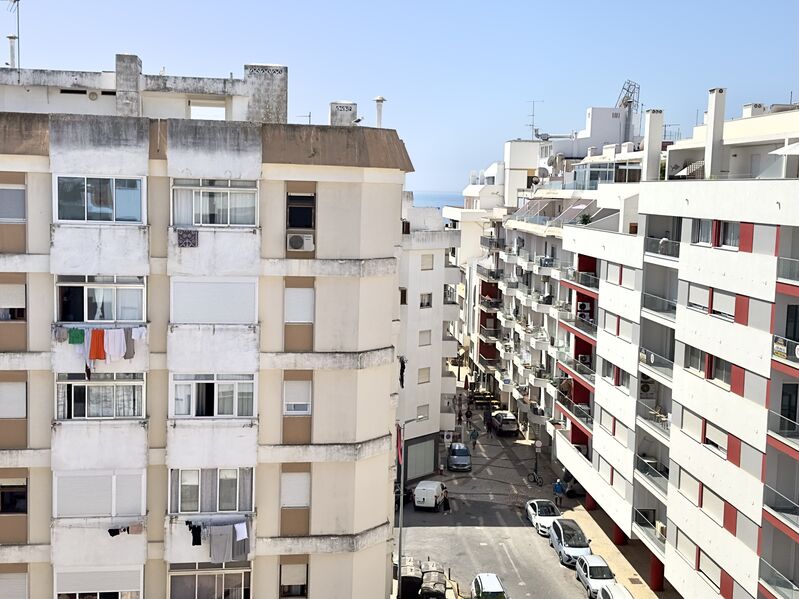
[760,558,799,599]
[768,409,799,442]
[534,255,561,269]
[561,313,598,338]
[503,278,520,289]
[778,257,799,283]
[478,354,499,371]
[556,390,593,430]
[479,296,502,311]
[479,326,500,340]
[476,264,502,281]
[635,454,669,494]
[633,509,666,553]
[641,293,677,320]
[557,352,596,385]
[773,334,799,365]
[636,400,671,436]
[639,348,674,380]
[480,235,502,249]
[764,484,799,529]
[644,236,680,258]
[561,268,599,290]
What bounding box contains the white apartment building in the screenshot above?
[0,53,413,599]
[471,87,799,599]
[397,194,460,478]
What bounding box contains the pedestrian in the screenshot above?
[486,414,494,437]
[457,410,463,426]
[465,408,473,429]
[442,488,451,513]
[553,479,565,507]
[470,428,479,451]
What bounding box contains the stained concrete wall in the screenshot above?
[166,120,262,180]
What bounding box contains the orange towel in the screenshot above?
[89,329,106,360]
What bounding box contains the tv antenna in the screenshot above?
[295,112,311,125]
[526,99,543,140]
[7,0,18,73]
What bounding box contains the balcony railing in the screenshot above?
[641,293,677,320]
[479,326,500,340]
[633,509,666,552]
[480,235,502,249]
[635,454,669,494]
[503,278,520,289]
[478,354,499,371]
[561,313,597,338]
[637,400,671,435]
[479,297,502,311]
[561,268,599,290]
[773,334,799,365]
[557,352,596,385]
[760,558,799,599]
[644,236,680,258]
[556,390,593,430]
[476,264,502,281]
[764,484,799,529]
[534,255,561,269]
[768,409,799,441]
[517,249,531,262]
[639,348,674,380]
[777,257,799,283]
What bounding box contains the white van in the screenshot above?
[413,481,447,511]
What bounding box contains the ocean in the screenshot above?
[411,191,462,209]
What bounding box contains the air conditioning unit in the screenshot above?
[287,233,314,252]
[577,302,591,311]
[639,379,656,400]
[577,311,590,320]
[640,373,654,383]
[577,354,591,364]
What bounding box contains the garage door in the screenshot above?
[406,439,435,480]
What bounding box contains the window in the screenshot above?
[702,486,724,525]
[0,479,26,514]
[284,288,314,323]
[280,564,308,598]
[415,404,430,421]
[597,455,612,483]
[603,311,618,334]
[678,468,700,505]
[618,317,633,342]
[171,278,256,324]
[599,408,613,432]
[399,288,407,305]
[0,187,25,222]
[0,382,25,418]
[682,408,703,442]
[419,330,432,346]
[711,289,735,320]
[612,470,626,496]
[699,551,721,590]
[620,266,635,290]
[286,194,315,230]
[614,421,628,447]
[57,276,144,323]
[606,262,620,284]
[280,472,310,508]
[704,422,728,455]
[601,359,614,381]
[0,572,27,599]
[57,373,144,420]
[710,357,732,387]
[57,176,143,223]
[719,221,739,249]
[172,374,254,418]
[170,468,253,514]
[56,593,138,599]
[420,293,433,308]
[169,565,250,599]
[675,529,697,563]
[421,254,434,270]
[692,219,712,244]
[418,367,430,384]
[688,283,709,313]
[55,472,142,517]
[685,346,706,375]
[0,284,25,321]
[283,380,311,415]
[172,179,257,226]
[617,369,630,392]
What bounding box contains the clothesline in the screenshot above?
[52,325,148,371]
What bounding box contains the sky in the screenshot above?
[4,0,798,192]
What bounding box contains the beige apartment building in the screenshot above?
[0,54,412,599]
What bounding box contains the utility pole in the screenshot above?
[396,415,423,598]
[526,100,544,140]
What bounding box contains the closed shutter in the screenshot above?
[0,573,26,599]
[0,382,26,418]
[284,288,315,323]
[699,552,721,589]
[712,289,735,318]
[606,263,620,284]
[172,280,256,324]
[603,312,617,334]
[599,409,613,431]
[115,473,143,516]
[682,409,703,442]
[419,330,432,346]
[597,456,612,483]
[57,569,141,593]
[611,471,627,496]
[421,254,434,270]
[284,380,311,414]
[705,422,728,452]
[688,283,709,311]
[418,368,430,384]
[280,472,311,508]
[620,266,635,289]
[281,564,308,586]
[618,318,633,342]
[56,474,112,517]
[0,284,24,309]
[702,486,724,524]
[675,530,696,562]
[678,468,700,505]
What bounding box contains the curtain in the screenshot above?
[88,288,111,320]
[229,192,256,225]
[174,384,191,416]
[173,189,194,226]
[238,467,253,511]
[217,384,234,416]
[218,469,238,511]
[87,386,114,417]
[200,468,218,512]
[56,385,68,420]
[237,383,253,417]
[116,385,141,417]
[116,288,143,321]
[169,469,179,514]
[180,470,200,512]
[722,222,740,247]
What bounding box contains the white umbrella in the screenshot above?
[769,141,799,156]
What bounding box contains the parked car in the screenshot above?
[413,481,447,511]
[549,518,592,566]
[491,410,519,436]
[576,555,615,598]
[447,442,472,471]
[470,573,509,598]
[525,499,562,535]
[597,582,634,599]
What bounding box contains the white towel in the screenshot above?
[104,328,127,362]
[132,326,148,341]
[234,521,248,541]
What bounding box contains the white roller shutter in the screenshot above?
[682,409,703,442]
[57,569,141,593]
[0,573,26,599]
[0,382,26,418]
[56,474,112,517]
[0,284,25,309]
[620,266,635,289]
[115,473,143,516]
[280,472,311,508]
[688,283,709,311]
[172,280,256,324]
[606,262,620,284]
[618,318,633,342]
[283,380,311,414]
[284,288,315,323]
[678,469,700,505]
[712,289,736,318]
[281,564,308,586]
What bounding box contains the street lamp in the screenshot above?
[396,414,424,598]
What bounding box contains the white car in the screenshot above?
[412,480,447,511]
[491,410,519,436]
[597,582,634,599]
[549,518,592,566]
[470,573,509,598]
[576,555,615,598]
[525,499,562,535]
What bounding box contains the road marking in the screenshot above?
[479,542,487,546]
[499,537,524,586]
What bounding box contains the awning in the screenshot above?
[769,142,799,156]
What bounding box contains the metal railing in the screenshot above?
[639,348,674,380]
[517,248,531,262]
[561,268,599,289]
[478,355,499,370]
[479,326,500,340]
[534,255,561,269]
[503,278,520,289]
[644,236,680,258]
[641,293,677,319]
[557,352,596,385]
[561,313,598,337]
[633,509,666,552]
[773,334,799,364]
[760,559,799,599]
[476,264,502,281]
[778,257,799,283]
[636,400,671,435]
[768,409,799,441]
[556,390,593,430]
[635,454,669,494]
[480,235,502,249]
[764,484,799,529]
[479,296,502,311]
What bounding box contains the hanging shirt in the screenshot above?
[89,329,106,361]
[124,328,135,360]
[68,328,85,345]
[104,328,126,362]
[132,326,148,341]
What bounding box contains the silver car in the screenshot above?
[576,555,615,597]
[549,518,592,566]
[446,442,472,472]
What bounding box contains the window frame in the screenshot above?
[691,219,712,245]
[171,467,254,514]
[169,276,258,325]
[283,379,312,416]
[168,566,251,599]
[685,345,706,376]
[419,329,432,347]
[0,478,27,514]
[53,470,145,518]
[170,373,256,419]
[56,372,145,420]
[709,356,732,388]
[170,178,258,228]
[718,221,740,250]
[286,193,316,230]
[55,275,146,324]
[418,367,431,384]
[0,184,26,223]
[421,254,434,271]
[420,293,433,309]
[284,287,315,324]
[703,421,728,457]
[0,381,26,419]
[54,175,146,224]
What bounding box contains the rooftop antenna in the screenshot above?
[7,0,18,75]
[526,99,544,140]
[295,112,311,125]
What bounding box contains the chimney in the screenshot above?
[374,96,386,128]
[244,64,288,123]
[642,109,664,182]
[7,35,15,69]
[115,54,142,117]
[705,88,726,178]
[329,101,358,126]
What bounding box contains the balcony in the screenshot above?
[166,419,258,469]
[441,371,457,395]
[641,292,677,322]
[636,400,671,441]
[777,257,799,284]
[50,223,149,276]
[760,558,799,599]
[498,278,519,295]
[51,517,147,568]
[443,298,459,322]
[494,369,514,392]
[479,296,502,312]
[634,454,669,496]
[444,265,461,285]
[773,334,799,370]
[560,313,598,339]
[480,235,502,251]
[556,391,593,431]
[51,421,148,471]
[440,394,456,431]
[478,326,500,342]
[764,484,799,531]
[643,236,680,259]
[499,247,518,264]
[477,354,499,373]
[561,268,599,291]
[768,409,799,447]
[167,324,259,373]
[167,227,261,277]
[639,348,673,381]
[164,513,255,565]
[532,255,561,276]
[51,324,150,373]
[476,264,502,282]
[442,333,458,358]
[632,508,666,556]
[557,352,596,387]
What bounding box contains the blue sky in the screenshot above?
[5,0,798,191]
